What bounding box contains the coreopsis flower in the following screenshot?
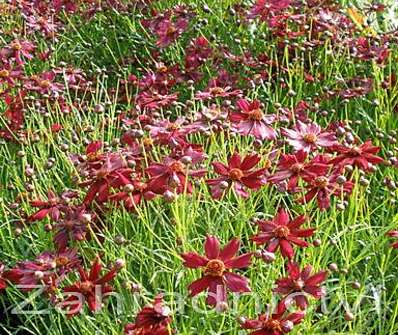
[329,140,384,171]
[0,62,23,86]
[109,178,156,210]
[195,85,242,101]
[61,257,120,317]
[240,300,304,335]
[0,264,9,291]
[300,171,353,210]
[181,235,252,306]
[136,91,179,111]
[124,295,173,335]
[207,152,267,199]
[387,230,398,249]
[5,248,79,291]
[0,39,35,65]
[249,0,292,21]
[81,153,134,205]
[282,121,337,153]
[27,190,78,222]
[54,206,91,250]
[146,153,206,195]
[274,262,327,309]
[230,99,277,141]
[149,118,191,147]
[268,151,329,192]
[185,36,213,73]
[251,209,315,259]
[155,17,189,47]
[25,71,64,96]
[187,105,229,133]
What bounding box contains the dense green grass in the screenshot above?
[1,1,398,334]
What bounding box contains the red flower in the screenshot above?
[274,262,327,309]
[27,190,78,222]
[181,235,252,306]
[268,151,329,192]
[231,99,277,141]
[1,39,35,65]
[282,121,337,153]
[240,300,304,335]
[109,178,156,210]
[0,264,9,291]
[81,153,133,205]
[300,171,353,210]
[124,295,173,335]
[54,206,91,250]
[387,230,398,249]
[146,153,206,195]
[207,152,267,199]
[251,209,315,259]
[329,140,384,171]
[61,257,120,317]
[195,85,242,101]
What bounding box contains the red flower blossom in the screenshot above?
[1,39,35,65]
[81,153,133,205]
[240,300,304,335]
[146,153,206,195]
[268,151,329,192]
[274,262,327,309]
[282,121,337,153]
[387,230,398,249]
[207,152,267,199]
[124,295,173,335]
[329,140,384,171]
[6,248,79,291]
[251,209,315,259]
[109,178,156,210]
[27,190,78,222]
[60,257,120,317]
[0,264,9,291]
[300,171,353,210]
[195,85,242,101]
[181,235,252,306]
[231,99,277,141]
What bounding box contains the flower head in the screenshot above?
[251,209,315,259]
[181,235,252,306]
[274,262,327,309]
[125,295,173,335]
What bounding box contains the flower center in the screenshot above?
[96,169,108,179]
[303,133,317,143]
[293,279,305,290]
[314,176,329,188]
[55,256,69,267]
[290,163,304,173]
[229,168,244,180]
[80,280,94,293]
[143,137,154,147]
[273,225,290,238]
[0,69,9,78]
[248,109,264,121]
[12,42,22,50]
[135,182,147,192]
[167,123,180,131]
[40,80,51,88]
[166,25,177,35]
[204,259,225,277]
[263,320,282,331]
[210,87,225,95]
[350,147,361,156]
[169,161,185,173]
